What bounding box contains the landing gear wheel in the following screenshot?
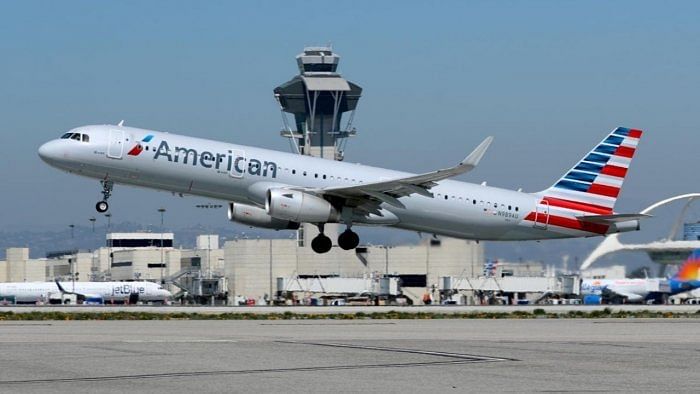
[338,230,360,250]
[311,234,333,254]
[96,201,109,213]
[96,180,114,213]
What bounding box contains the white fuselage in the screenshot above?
[37,125,609,240]
[0,281,171,303]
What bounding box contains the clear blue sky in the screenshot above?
[1,1,699,242]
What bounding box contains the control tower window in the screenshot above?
[303,64,335,72]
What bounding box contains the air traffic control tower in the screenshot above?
[274,47,362,160]
[274,47,363,248]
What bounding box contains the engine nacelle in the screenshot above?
[228,203,300,230]
[266,188,339,223]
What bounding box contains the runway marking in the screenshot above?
[259,322,397,326]
[0,342,514,386]
[119,339,238,343]
[277,341,517,362]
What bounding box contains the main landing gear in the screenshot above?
[338,228,360,250]
[311,224,333,254]
[310,224,360,254]
[95,180,113,213]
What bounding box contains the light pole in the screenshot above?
[158,208,166,282]
[89,217,96,233]
[383,245,392,275]
[104,213,112,229]
[68,224,75,239]
[269,238,273,305]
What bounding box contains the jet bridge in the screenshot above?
[439,275,581,304]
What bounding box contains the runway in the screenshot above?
[0,318,697,393]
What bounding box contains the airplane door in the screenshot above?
[533,201,549,230]
[229,149,246,178]
[107,130,125,159]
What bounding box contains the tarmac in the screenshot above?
[0,316,698,393]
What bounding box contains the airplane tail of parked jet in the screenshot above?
[673,249,700,281]
[667,249,700,295]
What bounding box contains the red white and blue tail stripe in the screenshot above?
[526,127,643,235]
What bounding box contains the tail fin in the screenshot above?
[539,127,643,214]
[673,249,700,281]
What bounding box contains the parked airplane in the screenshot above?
[0,281,171,304]
[38,124,647,253]
[581,249,700,303]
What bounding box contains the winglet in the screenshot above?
[55,279,67,293]
[460,136,493,169]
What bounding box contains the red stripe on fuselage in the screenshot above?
[524,212,609,234]
[587,183,620,198]
[542,197,613,214]
[600,164,627,178]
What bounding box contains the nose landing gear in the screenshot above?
[96,180,113,213]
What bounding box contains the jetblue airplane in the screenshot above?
[0,281,171,304]
[38,124,647,253]
[581,249,700,303]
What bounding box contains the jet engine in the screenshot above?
[266,188,339,223]
[228,202,300,230]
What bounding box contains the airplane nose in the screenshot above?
[38,140,63,163]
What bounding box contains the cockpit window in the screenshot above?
[70,133,81,141]
[61,132,72,139]
[82,134,89,142]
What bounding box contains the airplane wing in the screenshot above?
[604,286,644,302]
[313,136,494,209]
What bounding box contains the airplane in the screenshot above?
[38,124,648,254]
[581,249,700,303]
[0,280,171,304]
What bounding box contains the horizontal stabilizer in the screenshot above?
[577,213,652,224]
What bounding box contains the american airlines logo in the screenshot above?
[128,134,154,156]
[152,140,278,178]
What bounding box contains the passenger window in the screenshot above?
[314,173,318,178]
[508,205,512,210]
[473,200,476,205]
[515,207,519,212]
[303,171,307,176]
[292,169,296,174]
[82,134,90,142]
[323,175,327,179]
[444,195,448,200]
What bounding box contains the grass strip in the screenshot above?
[0,308,699,321]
